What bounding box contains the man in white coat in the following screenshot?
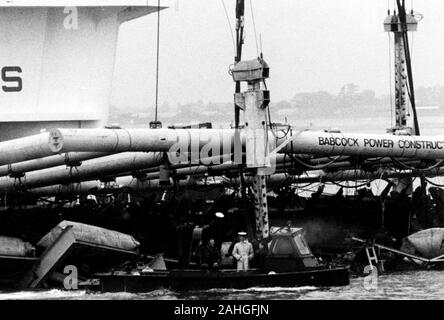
[232,231,254,271]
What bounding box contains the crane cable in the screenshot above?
[249,0,260,57]
[396,0,420,135]
[220,0,236,55]
[388,32,394,128]
[154,0,161,123]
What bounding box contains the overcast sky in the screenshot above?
[110,0,444,111]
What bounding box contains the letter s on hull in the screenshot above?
[2,66,22,92]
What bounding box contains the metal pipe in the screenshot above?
[29,167,442,197]
[0,152,164,192]
[48,161,444,196]
[56,128,237,155]
[0,152,109,177]
[56,128,444,161]
[6,152,426,192]
[282,130,444,160]
[0,128,240,166]
[0,130,62,166]
[0,138,430,192]
[2,127,444,171]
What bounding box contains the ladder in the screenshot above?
[365,246,378,270]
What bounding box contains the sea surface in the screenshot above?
[0,270,442,300]
[287,113,444,136]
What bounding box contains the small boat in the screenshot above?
[96,226,350,293]
[97,267,349,292]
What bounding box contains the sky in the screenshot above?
[110,0,444,111]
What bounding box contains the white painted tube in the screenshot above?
[1,127,444,171]
[283,129,444,160]
[0,152,164,192]
[0,152,109,177]
[27,168,435,197]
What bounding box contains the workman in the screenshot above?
[201,239,221,270]
[232,231,254,271]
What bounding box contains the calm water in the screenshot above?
[288,114,444,135]
[0,270,442,300]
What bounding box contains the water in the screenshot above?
[0,270,442,300]
[288,114,444,135]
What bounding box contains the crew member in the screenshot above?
[201,238,221,270]
[232,231,254,271]
[253,240,269,269]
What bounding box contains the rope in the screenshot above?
[220,0,236,55]
[327,180,374,189]
[18,189,77,205]
[365,157,386,163]
[248,0,260,57]
[294,187,324,194]
[291,182,318,190]
[289,154,342,170]
[391,157,444,172]
[424,177,444,188]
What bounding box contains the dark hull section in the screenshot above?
[97,267,350,292]
[0,255,38,288]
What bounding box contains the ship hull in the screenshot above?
[97,267,350,293]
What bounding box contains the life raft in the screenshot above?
[403,228,444,259]
[37,220,140,252]
[0,236,35,257]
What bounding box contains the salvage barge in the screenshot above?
[1,0,444,293]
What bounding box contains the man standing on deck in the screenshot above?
[201,239,221,270]
[232,231,254,271]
